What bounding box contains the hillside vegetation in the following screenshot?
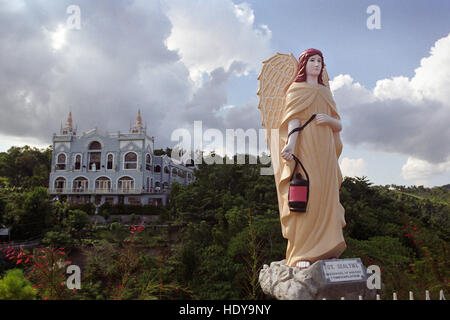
[0,147,448,300]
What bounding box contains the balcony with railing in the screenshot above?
[49,186,139,194]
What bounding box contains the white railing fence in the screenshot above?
[324,289,447,300]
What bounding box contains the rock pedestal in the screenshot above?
[259,258,377,300]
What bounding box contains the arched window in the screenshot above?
[107,154,114,170]
[88,141,101,171]
[54,177,66,192]
[74,154,81,171]
[162,182,169,190]
[73,177,88,192]
[146,154,151,171]
[154,165,161,173]
[118,176,134,193]
[164,166,169,174]
[95,177,111,192]
[172,168,177,175]
[124,152,137,169]
[88,141,102,150]
[56,153,66,170]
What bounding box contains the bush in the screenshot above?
[0,269,36,300]
[42,231,76,248]
[66,209,89,233]
[68,203,95,215]
[129,213,140,225]
[98,203,167,216]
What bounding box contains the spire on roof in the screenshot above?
[61,111,75,135]
[131,108,145,134]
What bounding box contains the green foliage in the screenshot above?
[153,147,173,156]
[0,143,449,300]
[68,203,95,216]
[168,164,449,299]
[42,231,76,248]
[98,203,167,216]
[26,247,75,300]
[80,227,192,300]
[2,187,53,239]
[66,210,89,235]
[0,145,52,189]
[168,156,285,299]
[343,236,414,267]
[0,269,36,300]
[129,213,140,225]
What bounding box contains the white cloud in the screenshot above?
[0,133,49,151]
[331,33,450,166]
[164,0,272,84]
[410,34,450,105]
[401,157,450,185]
[373,76,421,104]
[340,157,368,178]
[0,0,247,152]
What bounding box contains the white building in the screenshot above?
[48,111,195,206]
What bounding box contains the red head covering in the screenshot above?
[294,48,325,85]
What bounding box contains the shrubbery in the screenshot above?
[98,203,167,216]
[0,269,36,300]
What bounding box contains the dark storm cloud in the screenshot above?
[0,0,256,152]
[339,97,450,164]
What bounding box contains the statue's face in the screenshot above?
[306,54,322,77]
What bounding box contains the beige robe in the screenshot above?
[274,81,346,267]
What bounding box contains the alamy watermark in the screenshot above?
[170,121,276,175]
[367,5,381,30]
[366,265,381,290]
[66,5,81,30]
[66,264,81,290]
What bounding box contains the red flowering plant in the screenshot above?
[81,222,146,300]
[0,246,76,300]
[109,222,193,300]
[109,222,147,299]
[402,222,424,249]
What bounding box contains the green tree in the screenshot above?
[0,269,36,300]
[0,145,52,189]
[42,231,76,248]
[3,187,53,240]
[66,210,89,235]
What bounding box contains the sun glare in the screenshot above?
[43,24,68,51]
[51,24,67,51]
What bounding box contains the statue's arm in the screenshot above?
[281,119,300,161]
[328,117,342,132]
[316,114,342,132]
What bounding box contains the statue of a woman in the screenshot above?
[257,48,346,270]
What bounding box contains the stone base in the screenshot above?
[259,259,377,300]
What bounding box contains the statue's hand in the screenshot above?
[281,142,295,161]
[316,113,342,132]
[316,113,333,126]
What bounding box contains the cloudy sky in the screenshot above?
[0,0,449,187]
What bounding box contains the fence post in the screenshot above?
[393,292,397,300]
[425,290,430,300]
[376,294,380,300]
[409,291,414,300]
[440,290,446,300]
[358,295,363,300]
